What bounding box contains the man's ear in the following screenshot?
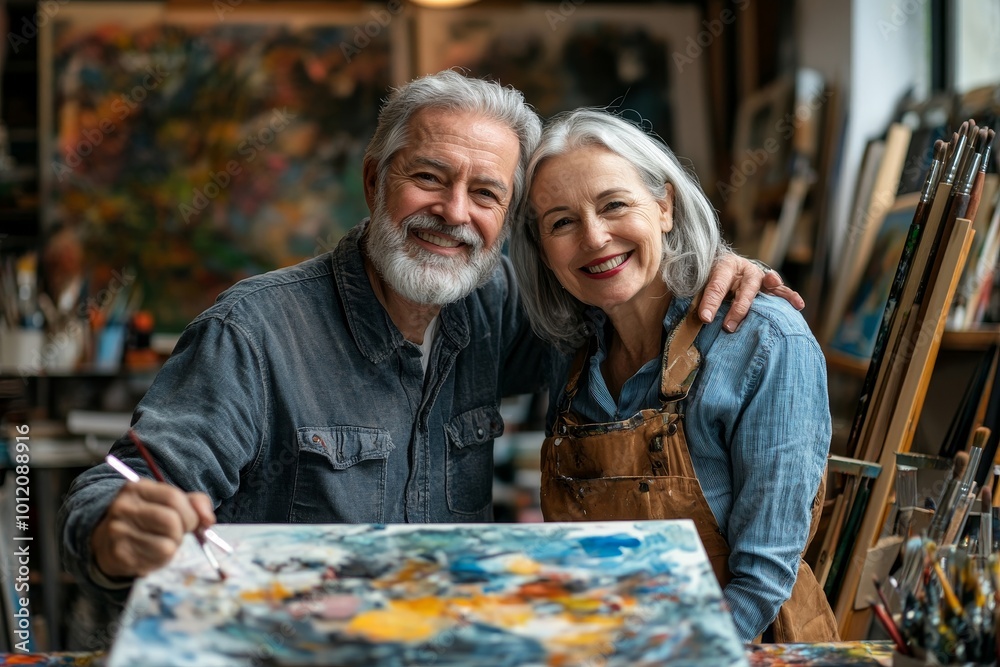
[362,159,379,213]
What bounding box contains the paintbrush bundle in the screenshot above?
[848,120,995,465]
[876,445,1000,663]
[881,540,999,665]
[830,119,994,633]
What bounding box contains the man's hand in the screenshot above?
[699,254,805,332]
[91,479,216,580]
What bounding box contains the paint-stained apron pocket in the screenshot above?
[290,426,394,523]
[444,405,504,516]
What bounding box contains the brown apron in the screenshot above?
[540,304,839,643]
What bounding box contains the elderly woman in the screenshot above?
[510,108,838,643]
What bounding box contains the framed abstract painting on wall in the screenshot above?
[40,2,408,331]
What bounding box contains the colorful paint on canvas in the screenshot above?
[746,641,893,666]
[0,655,105,666]
[107,521,747,666]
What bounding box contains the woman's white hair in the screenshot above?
[510,108,725,350]
[364,69,542,235]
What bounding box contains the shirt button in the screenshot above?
[476,428,485,438]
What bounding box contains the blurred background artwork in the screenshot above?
[41,3,403,331]
[827,195,919,361]
[414,3,714,185]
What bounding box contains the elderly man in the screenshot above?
[60,70,800,600]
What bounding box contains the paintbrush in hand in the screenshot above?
[115,430,231,580]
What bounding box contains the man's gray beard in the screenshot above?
[365,202,504,306]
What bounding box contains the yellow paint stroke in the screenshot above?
[346,598,452,642]
[504,554,542,575]
[452,596,536,627]
[548,612,623,646]
[392,596,449,616]
[239,581,292,603]
[555,597,603,613]
[450,592,631,630]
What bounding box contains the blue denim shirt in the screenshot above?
[551,295,831,641]
[60,221,548,601]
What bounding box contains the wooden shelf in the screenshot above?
[828,454,881,478]
[942,326,1000,351]
[826,327,1000,376]
[824,347,870,378]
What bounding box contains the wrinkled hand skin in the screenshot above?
[698,255,805,332]
[91,479,216,579]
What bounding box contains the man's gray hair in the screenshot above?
[364,69,542,233]
[510,108,725,350]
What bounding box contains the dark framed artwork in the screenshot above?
[414,4,714,185]
[828,193,921,361]
[41,2,408,331]
[725,76,794,252]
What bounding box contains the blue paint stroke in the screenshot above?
[577,534,641,557]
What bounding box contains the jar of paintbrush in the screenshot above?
[884,433,999,665]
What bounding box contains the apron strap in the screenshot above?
[659,297,704,404]
[556,336,596,416]
[558,299,705,416]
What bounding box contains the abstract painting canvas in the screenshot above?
[108,522,747,667]
[41,3,405,330]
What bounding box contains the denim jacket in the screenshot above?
[60,221,548,601]
[555,295,832,640]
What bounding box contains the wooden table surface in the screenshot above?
[0,642,895,666]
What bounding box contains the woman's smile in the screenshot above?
[581,251,633,277]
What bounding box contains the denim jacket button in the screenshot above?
[476,427,485,438]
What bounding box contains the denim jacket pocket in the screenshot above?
[444,405,504,516]
[290,426,394,523]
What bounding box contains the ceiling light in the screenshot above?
[408,0,480,7]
